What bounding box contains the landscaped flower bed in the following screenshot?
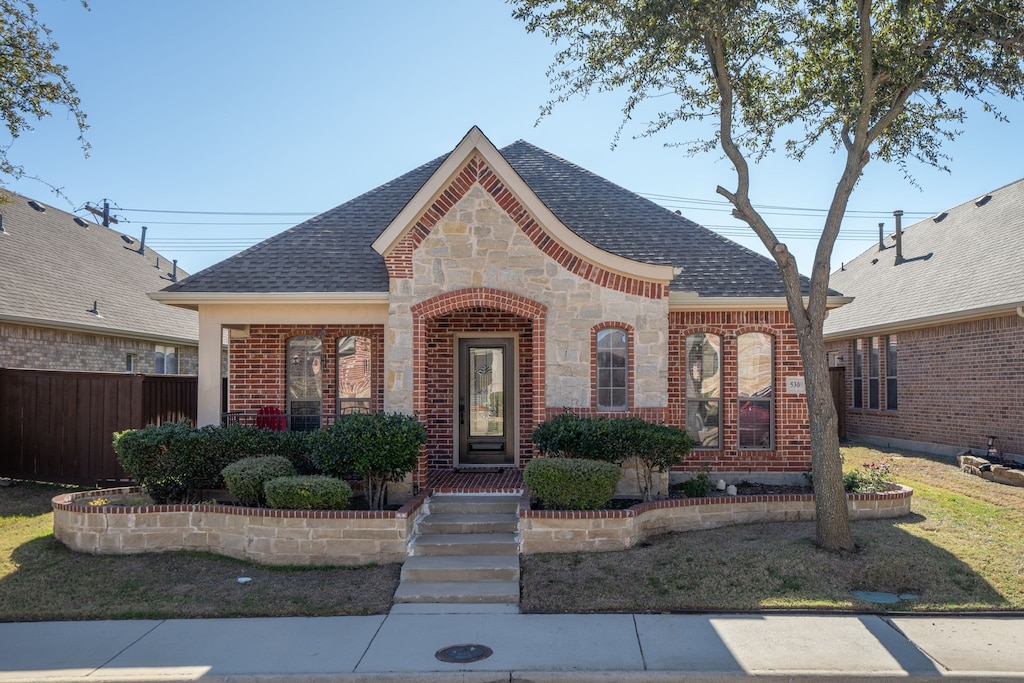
[518,485,913,554]
[52,487,426,567]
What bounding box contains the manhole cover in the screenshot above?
[435,643,493,663]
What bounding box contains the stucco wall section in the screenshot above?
[386,187,668,411]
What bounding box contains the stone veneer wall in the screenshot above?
[826,314,1024,457]
[383,155,670,415]
[52,488,424,567]
[668,310,812,474]
[518,486,913,554]
[1,322,198,374]
[227,324,384,416]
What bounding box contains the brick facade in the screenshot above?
[0,322,198,375]
[218,154,814,484]
[668,310,811,474]
[827,313,1024,457]
[227,324,384,417]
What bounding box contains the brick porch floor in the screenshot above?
[424,468,524,494]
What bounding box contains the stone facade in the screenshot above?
[385,179,669,415]
[518,486,913,554]
[826,313,1024,457]
[52,487,423,567]
[0,322,197,374]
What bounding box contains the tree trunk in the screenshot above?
[798,325,855,551]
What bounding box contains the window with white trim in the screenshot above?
[154,345,178,374]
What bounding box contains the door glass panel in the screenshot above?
[469,347,504,438]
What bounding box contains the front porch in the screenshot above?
[424,467,524,494]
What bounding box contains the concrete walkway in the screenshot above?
[1,606,1023,682]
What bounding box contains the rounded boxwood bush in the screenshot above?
[523,457,621,510]
[264,475,353,510]
[221,456,296,507]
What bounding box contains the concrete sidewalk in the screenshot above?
[1,605,1022,682]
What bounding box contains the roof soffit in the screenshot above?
[371,126,675,284]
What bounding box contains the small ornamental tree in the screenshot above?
[313,412,427,511]
[609,418,695,501]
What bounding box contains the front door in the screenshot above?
[458,338,514,466]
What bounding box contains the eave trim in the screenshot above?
[823,301,1024,340]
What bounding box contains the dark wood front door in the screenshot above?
[458,338,514,466]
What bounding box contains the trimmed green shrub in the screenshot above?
[608,418,695,501]
[264,475,353,510]
[113,420,230,503]
[523,457,621,510]
[312,412,427,511]
[530,411,616,461]
[113,421,318,504]
[221,456,296,507]
[680,470,711,498]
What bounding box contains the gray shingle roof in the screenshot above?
[824,177,1024,338]
[164,139,811,298]
[0,191,198,343]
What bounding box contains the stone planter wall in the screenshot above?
[518,485,913,554]
[52,487,426,567]
[959,454,1024,488]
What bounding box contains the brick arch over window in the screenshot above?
[410,288,548,475]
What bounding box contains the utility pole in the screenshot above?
[84,199,120,227]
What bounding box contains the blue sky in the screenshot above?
[8,1,1024,278]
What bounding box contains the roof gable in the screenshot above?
[0,191,198,343]
[373,126,675,286]
[824,177,1024,338]
[159,127,814,301]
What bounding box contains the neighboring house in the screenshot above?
[824,177,1024,458]
[153,127,848,489]
[0,191,198,374]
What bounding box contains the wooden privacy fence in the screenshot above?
[0,369,197,485]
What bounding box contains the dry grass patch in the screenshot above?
[521,444,1024,613]
[0,481,399,622]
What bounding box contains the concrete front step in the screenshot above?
[416,512,519,535]
[392,580,520,604]
[410,532,518,556]
[401,554,520,583]
[427,494,520,515]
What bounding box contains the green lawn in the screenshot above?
[2,442,1022,621]
[0,481,398,621]
[520,444,1024,613]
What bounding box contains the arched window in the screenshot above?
[596,327,629,411]
[737,332,774,449]
[685,333,722,449]
[287,335,322,431]
[337,335,372,415]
